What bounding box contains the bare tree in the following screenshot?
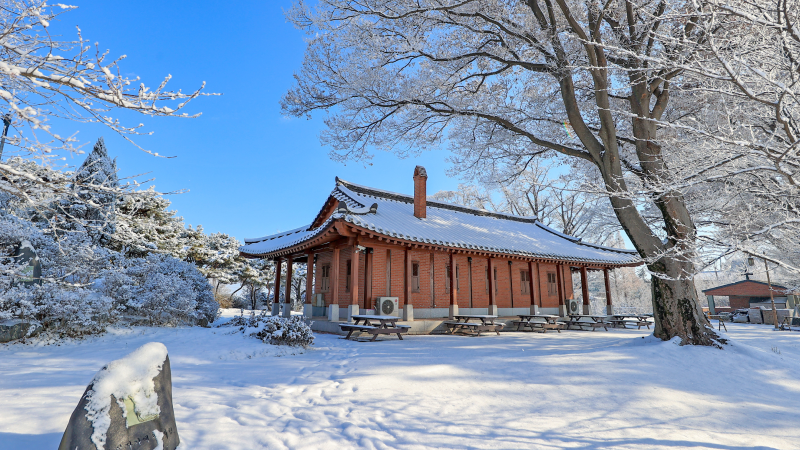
[282,0,745,344]
[668,0,800,287]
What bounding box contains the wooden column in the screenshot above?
[331,247,340,306]
[535,262,543,308]
[430,253,435,308]
[604,268,613,314]
[508,261,514,308]
[284,255,294,317]
[350,246,360,306]
[449,253,458,306]
[580,266,590,314]
[528,261,537,308]
[305,251,314,304]
[556,263,565,315]
[272,257,282,315]
[364,249,373,310]
[404,247,412,305]
[487,257,496,306]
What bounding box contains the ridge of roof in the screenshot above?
[702,279,788,293]
[337,177,540,225]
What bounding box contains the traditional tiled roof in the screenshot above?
[240,178,641,266]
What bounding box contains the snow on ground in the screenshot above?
[1,316,799,450]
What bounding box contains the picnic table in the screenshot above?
[444,315,504,336]
[609,314,652,330]
[339,315,411,341]
[511,314,564,333]
[566,314,609,331]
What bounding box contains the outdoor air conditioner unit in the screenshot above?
[312,293,325,308]
[565,298,580,315]
[376,297,399,316]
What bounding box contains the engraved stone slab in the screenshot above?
[58,343,180,450]
[13,240,41,286]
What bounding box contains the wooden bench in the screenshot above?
[609,319,627,328]
[444,321,504,336]
[566,320,608,331]
[339,323,411,341]
[623,319,651,330]
[511,320,563,333]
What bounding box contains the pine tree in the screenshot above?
[58,138,120,246]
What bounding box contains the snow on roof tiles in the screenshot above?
[239,179,641,266]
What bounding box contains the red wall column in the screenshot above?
[350,246,360,306]
[404,247,412,306]
[272,258,283,315]
[487,257,496,306]
[449,252,458,306]
[364,249,372,310]
[305,251,313,305]
[556,263,565,315]
[528,261,537,310]
[580,266,590,314]
[331,247,340,306]
[604,268,613,315]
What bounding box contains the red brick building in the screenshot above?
[703,280,788,311]
[240,167,641,321]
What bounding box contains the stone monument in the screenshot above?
[13,240,41,286]
[58,342,180,450]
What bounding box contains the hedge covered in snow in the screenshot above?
[226,310,314,348]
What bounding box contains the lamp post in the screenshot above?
[748,256,779,329]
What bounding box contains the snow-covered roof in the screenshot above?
[240,178,641,266]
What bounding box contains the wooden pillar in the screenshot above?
[535,262,542,308]
[272,258,283,315]
[350,246,360,306]
[404,247,414,320]
[430,253,435,308]
[282,255,293,317]
[304,252,314,304]
[487,257,497,315]
[604,268,613,315]
[556,263,565,316]
[404,247,412,305]
[364,249,373,310]
[468,257,474,308]
[284,256,294,305]
[303,251,314,318]
[331,247,340,306]
[580,266,590,315]
[508,261,514,309]
[528,261,537,313]
[487,257,496,306]
[449,252,458,305]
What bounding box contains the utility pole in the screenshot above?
[748,255,780,329]
[765,259,779,330]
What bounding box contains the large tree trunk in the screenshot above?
[648,259,725,346]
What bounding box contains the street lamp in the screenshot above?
[748,255,779,329]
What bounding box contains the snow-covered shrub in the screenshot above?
[1,284,114,338]
[99,253,218,326]
[254,315,314,348]
[226,310,314,348]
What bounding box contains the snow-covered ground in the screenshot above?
[1,315,799,449]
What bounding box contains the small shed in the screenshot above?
[702,280,787,313]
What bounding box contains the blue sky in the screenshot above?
[44,1,460,241]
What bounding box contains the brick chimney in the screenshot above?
[413,165,427,219]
